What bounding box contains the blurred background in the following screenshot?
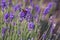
[0,0,60,40]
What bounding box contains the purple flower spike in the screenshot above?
[24,7,33,22]
[28,22,35,31]
[1,2,7,8]
[50,22,56,34]
[2,27,7,37]
[20,11,27,18]
[1,2,7,12]
[13,4,22,11]
[43,2,53,15]
[25,13,33,22]
[4,13,9,20]
[42,32,46,40]
[35,5,40,13]
[9,12,14,21]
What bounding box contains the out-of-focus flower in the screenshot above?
[25,7,33,22]
[8,0,13,6]
[35,5,40,14]
[28,22,35,31]
[30,2,34,8]
[50,22,56,34]
[2,27,7,37]
[25,7,32,12]
[4,13,9,23]
[42,32,46,40]
[13,4,22,11]
[20,10,27,18]
[20,7,33,22]
[9,12,14,21]
[34,14,39,22]
[19,8,28,22]
[30,0,33,2]
[31,37,34,40]
[1,0,6,2]
[19,11,27,22]
[4,12,14,22]
[43,2,53,16]
[33,5,40,22]
[49,15,56,23]
[1,2,7,12]
[17,30,21,36]
[4,13,9,20]
[25,13,33,22]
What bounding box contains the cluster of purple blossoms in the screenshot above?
[20,7,33,22]
[4,12,14,22]
[28,22,35,31]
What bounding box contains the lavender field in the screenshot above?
[0,0,60,40]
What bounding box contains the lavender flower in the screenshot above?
[1,2,7,12]
[49,15,56,23]
[42,32,46,40]
[4,13,9,20]
[13,4,22,11]
[34,14,39,23]
[33,5,40,21]
[43,2,53,16]
[4,13,9,23]
[2,27,7,37]
[35,5,40,14]
[9,12,14,21]
[25,7,32,12]
[20,10,27,18]
[4,12,14,22]
[19,9,28,22]
[25,13,33,22]
[28,22,35,31]
[24,7,33,22]
[50,22,56,34]
[20,7,33,22]
[1,0,6,2]
[8,0,13,6]
[30,2,34,8]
